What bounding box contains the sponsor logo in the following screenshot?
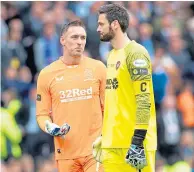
[106,78,118,89]
[132,68,148,75]
[133,59,147,67]
[55,76,64,81]
[107,64,115,68]
[116,61,121,70]
[59,87,92,103]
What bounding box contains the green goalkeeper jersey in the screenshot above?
[101,40,157,151]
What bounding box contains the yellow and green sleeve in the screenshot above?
[126,51,152,130]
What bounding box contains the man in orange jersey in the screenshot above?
[36,20,106,172]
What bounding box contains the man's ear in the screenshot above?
[60,36,66,46]
[111,20,119,30]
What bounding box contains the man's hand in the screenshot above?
[45,120,70,137]
[92,136,103,163]
[125,144,147,170]
[126,129,147,170]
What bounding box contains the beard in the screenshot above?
[100,27,115,42]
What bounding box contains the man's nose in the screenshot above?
[77,38,82,45]
[97,26,100,32]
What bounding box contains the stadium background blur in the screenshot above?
[1,1,194,172]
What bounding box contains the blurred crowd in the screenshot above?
[1,1,194,172]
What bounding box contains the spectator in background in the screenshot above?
[152,46,168,110]
[181,130,194,170]
[17,66,32,101]
[34,11,61,71]
[138,2,153,23]
[177,81,194,129]
[128,2,153,24]
[20,154,35,172]
[6,158,23,172]
[0,162,9,172]
[168,27,192,73]
[153,45,183,94]
[74,1,94,19]
[185,17,194,61]
[85,1,106,60]
[127,13,140,41]
[127,2,140,18]
[53,1,79,34]
[23,2,48,38]
[36,154,57,172]
[38,155,57,172]
[154,14,174,46]
[2,66,18,91]
[139,23,155,59]
[7,19,27,67]
[53,2,69,34]
[1,3,9,48]
[1,89,22,117]
[157,94,191,172]
[2,66,32,101]
[0,107,22,161]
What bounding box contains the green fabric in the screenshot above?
[7,99,22,117]
[163,161,191,172]
[0,108,22,159]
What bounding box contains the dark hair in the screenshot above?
[60,20,86,36]
[98,4,129,33]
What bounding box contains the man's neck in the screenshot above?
[61,52,83,66]
[110,31,131,50]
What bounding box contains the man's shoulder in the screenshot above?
[125,41,149,55]
[39,60,60,77]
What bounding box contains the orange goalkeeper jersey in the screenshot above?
[36,56,106,160]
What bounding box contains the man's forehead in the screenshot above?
[65,26,86,36]
[98,14,107,22]
[98,14,107,20]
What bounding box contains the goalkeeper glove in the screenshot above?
[92,136,102,163]
[125,129,147,170]
[45,120,70,137]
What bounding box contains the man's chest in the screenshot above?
[50,68,100,103]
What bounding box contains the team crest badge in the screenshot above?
[116,61,121,70]
[84,68,94,81]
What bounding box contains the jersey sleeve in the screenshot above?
[36,70,52,117]
[97,61,107,114]
[126,51,152,130]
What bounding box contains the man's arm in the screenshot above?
[125,51,152,169]
[37,116,52,131]
[127,51,152,130]
[36,71,70,136]
[36,70,52,132]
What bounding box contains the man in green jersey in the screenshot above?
[93,3,157,172]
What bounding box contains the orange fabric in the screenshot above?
[37,116,52,132]
[177,90,194,127]
[56,154,103,172]
[36,57,106,160]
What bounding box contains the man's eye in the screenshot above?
[72,35,78,39]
